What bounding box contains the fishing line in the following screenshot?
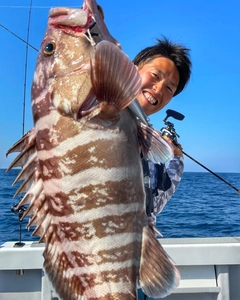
[0,5,49,8]
[3,6,238,194]
[22,0,33,136]
[0,24,38,52]
[0,5,79,8]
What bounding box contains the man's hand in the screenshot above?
[163,136,183,157]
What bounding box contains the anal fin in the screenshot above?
[139,225,180,298]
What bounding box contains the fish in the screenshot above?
[6,1,180,299]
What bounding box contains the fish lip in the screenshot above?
[48,7,92,32]
[49,7,69,18]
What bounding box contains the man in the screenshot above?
[134,36,192,225]
[134,37,192,300]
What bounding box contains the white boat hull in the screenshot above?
[1,237,240,300]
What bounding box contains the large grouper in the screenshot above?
[6,0,180,299]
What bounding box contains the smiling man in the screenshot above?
[133,36,192,221]
[136,56,179,115]
[134,36,192,300]
[134,37,191,117]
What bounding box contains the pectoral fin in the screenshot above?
[137,122,174,164]
[91,40,142,112]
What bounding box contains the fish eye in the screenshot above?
[43,42,56,56]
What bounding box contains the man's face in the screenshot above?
[136,56,180,116]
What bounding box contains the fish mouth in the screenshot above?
[49,1,120,47]
[48,7,94,34]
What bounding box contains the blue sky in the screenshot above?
[0,0,240,174]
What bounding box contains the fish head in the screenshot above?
[31,0,120,123]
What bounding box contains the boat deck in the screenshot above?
[1,237,240,300]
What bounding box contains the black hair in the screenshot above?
[133,36,192,96]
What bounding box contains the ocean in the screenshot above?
[0,169,239,245]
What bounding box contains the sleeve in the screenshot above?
[151,155,184,219]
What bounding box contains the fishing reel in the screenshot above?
[11,204,27,220]
[160,109,185,145]
[160,110,240,194]
[11,204,27,248]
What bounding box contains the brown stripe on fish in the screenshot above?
[36,142,139,180]
[46,211,144,241]
[37,157,142,204]
[33,109,137,153]
[44,243,140,299]
[86,294,136,300]
[6,2,179,298]
[44,263,137,300]
[31,92,53,123]
[45,241,141,270]
[43,224,141,280]
[34,182,145,241]
[71,179,145,211]
[27,176,144,220]
[77,243,140,265]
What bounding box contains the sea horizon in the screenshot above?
[0,169,239,244]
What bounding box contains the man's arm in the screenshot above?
[148,156,184,224]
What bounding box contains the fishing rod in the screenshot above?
[1,3,38,131]
[7,0,34,247]
[22,0,33,135]
[2,11,239,194]
[181,150,240,194]
[160,109,240,195]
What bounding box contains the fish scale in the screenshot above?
[40,109,145,299]
[6,1,180,299]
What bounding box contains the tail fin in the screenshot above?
[139,225,180,298]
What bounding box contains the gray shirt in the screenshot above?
[148,156,184,224]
